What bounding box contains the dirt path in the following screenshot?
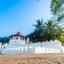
[0,53,64,64]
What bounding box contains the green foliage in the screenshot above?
[27,0,64,46]
[50,0,64,45]
[0,37,10,45]
[27,19,63,43]
[51,0,64,22]
[59,33,64,45]
[28,19,44,42]
[51,0,64,15]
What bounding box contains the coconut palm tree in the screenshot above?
[27,19,45,42]
[45,19,63,40]
[27,19,63,43]
[33,19,46,42]
[33,19,43,32]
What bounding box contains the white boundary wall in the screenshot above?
[0,40,64,54]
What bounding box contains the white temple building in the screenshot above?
[9,32,29,46]
[0,32,64,54]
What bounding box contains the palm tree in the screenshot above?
[33,19,43,31]
[33,19,45,42]
[45,19,63,40]
[27,19,45,42]
[45,20,58,40]
[27,19,63,43]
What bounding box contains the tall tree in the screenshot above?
[27,0,64,45]
[34,19,44,35]
[34,19,44,42]
[50,0,64,45]
[27,19,63,42]
[27,19,45,42]
[51,0,64,22]
[45,20,57,40]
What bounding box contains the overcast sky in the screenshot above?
[0,0,51,37]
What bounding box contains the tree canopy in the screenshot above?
[27,0,64,45]
[27,19,63,43]
[51,0,64,22]
[0,37,10,45]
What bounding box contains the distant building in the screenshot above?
[9,32,29,46]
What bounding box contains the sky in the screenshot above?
[0,0,51,37]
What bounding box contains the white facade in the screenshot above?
[9,32,29,46]
[0,40,64,54]
[9,38,25,46]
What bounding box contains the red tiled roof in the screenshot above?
[10,32,24,37]
[14,32,23,36]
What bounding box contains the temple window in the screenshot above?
[20,37,24,40]
[16,37,18,40]
[20,37,22,40]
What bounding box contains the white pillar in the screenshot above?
[27,38,29,44]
